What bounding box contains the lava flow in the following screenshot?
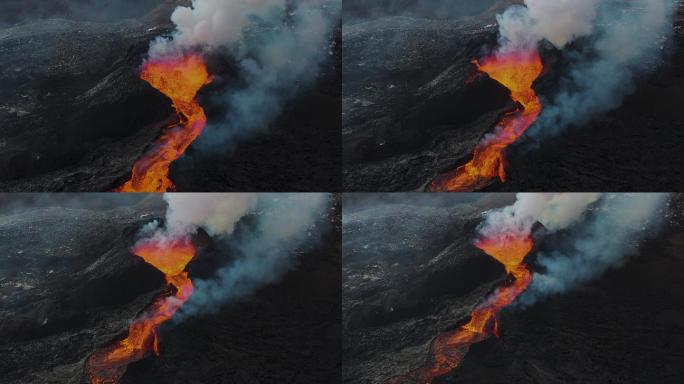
[115,53,211,192]
[85,236,196,384]
[390,232,533,384]
[428,50,543,192]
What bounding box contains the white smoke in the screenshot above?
[497,0,598,52]
[164,193,257,236]
[478,193,601,239]
[147,0,340,152]
[177,193,330,319]
[520,193,670,305]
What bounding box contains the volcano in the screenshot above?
[342,0,684,192]
[342,193,684,383]
[0,0,342,192]
[0,194,341,384]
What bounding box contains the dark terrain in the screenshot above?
[343,0,684,191]
[342,194,684,384]
[0,0,341,192]
[0,195,341,384]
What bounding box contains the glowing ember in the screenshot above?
[428,51,543,192]
[115,54,211,192]
[85,236,196,384]
[390,233,533,384]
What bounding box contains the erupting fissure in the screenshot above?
[85,236,196,384]
[390,232,534,384]
[428,51,543,192]
[115,54,211,192]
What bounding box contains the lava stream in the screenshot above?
[428,51,543,192]
[85,236,196,384]
[390,233,533,384]
[115,54,211,192]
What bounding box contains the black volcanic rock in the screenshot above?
[0,16,174,191]
[342,16,511,191]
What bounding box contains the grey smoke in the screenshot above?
[177,193,330,319]
[149,0,339,153]
[527,0,676,139]
[520,193,670,305]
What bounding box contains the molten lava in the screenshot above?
[85,236,196,384]
[390,233,533,384]
[428,50,543,192]
[115,54,211,192]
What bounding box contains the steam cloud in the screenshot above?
[496,0,676,138]
[149,0,340,152]
[477,193,601,239]
[520,193,669,305]
[136,193,330,321]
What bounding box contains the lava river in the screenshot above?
[428,51,543,192]
[390,232,534,384]
[115,54,211,192]
[85,236,196,384]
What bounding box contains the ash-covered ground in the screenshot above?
[0,0,341,192]
[0,194,341,384]
[343,0,684,191]
[342,193,684,383]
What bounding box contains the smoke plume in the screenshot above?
[497,0,599,52]
[477,193,601,240]
[177,193,330,319]
[520,193,669,305]
[495,0,676,139]
[149,0,339,152]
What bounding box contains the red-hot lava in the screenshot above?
[85,236,196,384]
[115,54,211,192]
[390,232,534,384]
[428,50,543,192]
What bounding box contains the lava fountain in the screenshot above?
[390,232,533,384]
[85,236,196,384]
[115,54,211,192]
[428,51,543,192]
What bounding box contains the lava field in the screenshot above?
[0,0,342,192]
[0,194,341,384]
[342,193,684,383]
[343,0,684,191]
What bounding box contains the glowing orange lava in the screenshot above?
[115,54,211,192]
[390,233,533,384]
[85,236,196,384]
[428,51,543,192]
